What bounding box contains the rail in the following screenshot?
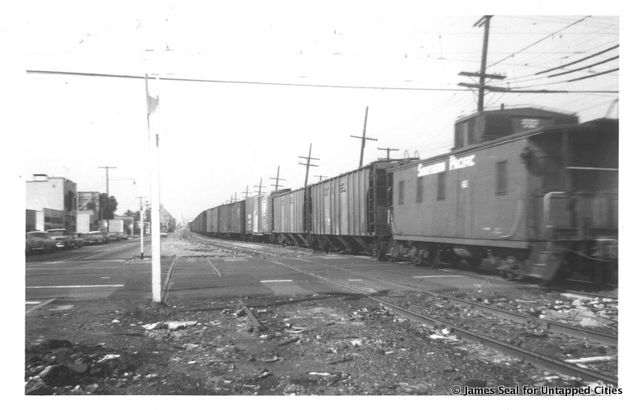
[267,258,617,385]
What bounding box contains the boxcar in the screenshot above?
[388,109,618,283]
[217,200,246,239]
[245,194,270,240]
[308,160,403,254]
[206,207,219,235]
[272,188,305,246]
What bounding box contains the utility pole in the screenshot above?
[314,175,327,182]
[298,143,319,188]
[98,166,117,232]
[145,73,162,303]
[270,165,286,192]
[477,15,491,112]
[350,106,377,168]
[243,185,250,199]
[136,196,145,259]
[254,177,265,195]
[234,192,238,202]
[377,147,399,160]
[457,16,505,112]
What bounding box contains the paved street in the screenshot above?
[25,238,173,311]
[26,234,513,314]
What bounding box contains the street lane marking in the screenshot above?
[260,279,293,283]
[27,284,125,289]
[206,257,222,277]
[25,299,56,315]
[100,277,111,279]
[347,279,364,282]
[25,301,41,305]
[412,275,466,279]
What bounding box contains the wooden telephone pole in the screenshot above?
[298,143,319,188]
[350,106,377,167]
[270,165,286,192]
[254,178,265,195]
[457,16,505,112]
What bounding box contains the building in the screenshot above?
[26,174,77,232]
[77,191,101,232]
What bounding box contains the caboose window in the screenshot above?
[496,160,507,195]
[398,180,405,205]
[437,172,445,200]
[416,176,424,203]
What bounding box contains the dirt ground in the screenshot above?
[24,233,617,395]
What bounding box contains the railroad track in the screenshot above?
[188,233,618,344]
[299,258,618,347]
[266,258,618,385]
[185,233,618,383]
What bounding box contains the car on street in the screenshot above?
[46,228,78,249]
[106,232,121,242]
[26,231,56,254]
[88,231,108,244]
[74,233,93,246]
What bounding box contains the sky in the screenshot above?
[13,1,622,222]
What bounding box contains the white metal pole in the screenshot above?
[146,74,162,303]
[150,134,161,302]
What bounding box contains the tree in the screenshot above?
[99,193,118,219]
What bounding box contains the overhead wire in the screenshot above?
[504,38,618,83]
[27,69,617,94]
[536,44,619,75]
[487,16,591,69]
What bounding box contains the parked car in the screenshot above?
[74,233,93,246]
[46,228,78,249]
[88,231,107,244]
[26,231,56,254]
[106,232,121,241]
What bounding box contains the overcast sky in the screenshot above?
[14,1,623,222]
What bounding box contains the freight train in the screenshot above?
[191,106,618,284]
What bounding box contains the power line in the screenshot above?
[27,69,468,93]
[547,55,618,78]
[536,44,619,75]
[568,68,619,82]
[487,16,591,69]
[459,83,617,94]
[505,39,619,83]
[26,68,615,95]
[509,70,618,90]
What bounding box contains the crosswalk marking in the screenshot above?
[260,279,293,283]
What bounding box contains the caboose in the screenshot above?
[387,107,618,283]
